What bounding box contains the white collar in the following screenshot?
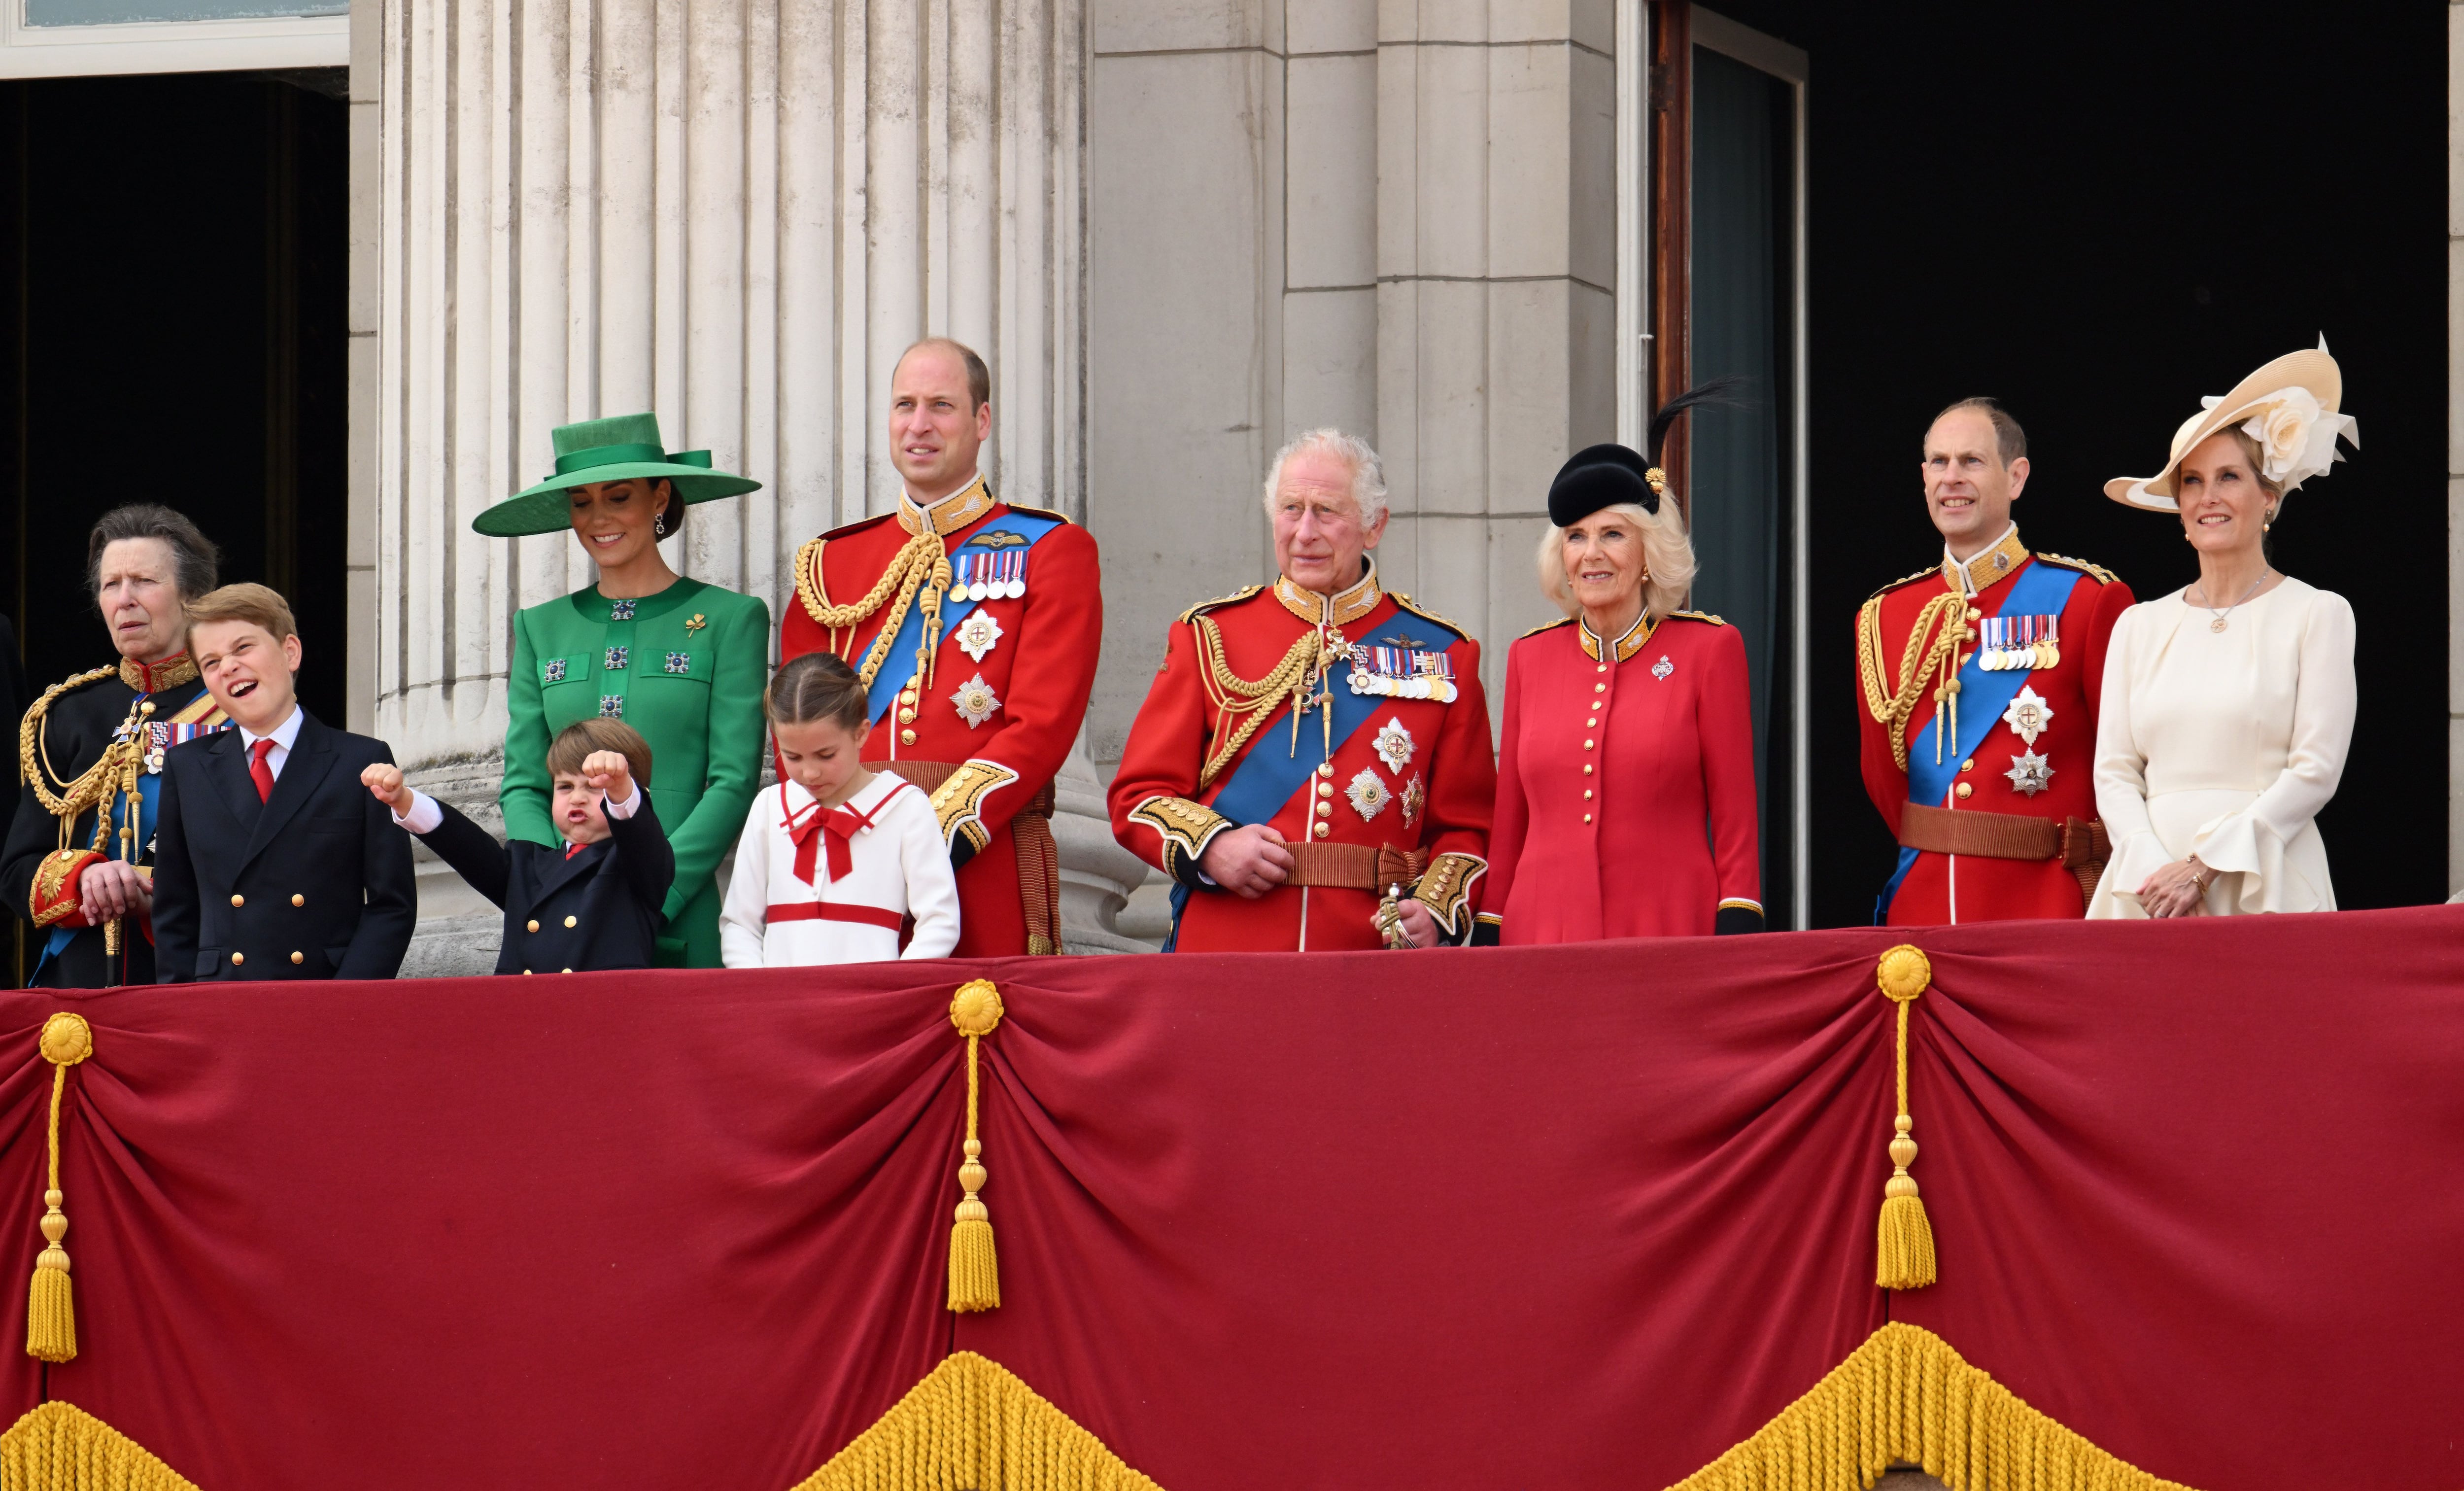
[238,706,304,753]
[780,770,901,821]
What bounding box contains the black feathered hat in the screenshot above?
[1544,380,1742,527]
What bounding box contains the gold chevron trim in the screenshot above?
[1667,1322,2194,1491]
[793,1351,1161,1491]
[0,1401,199,1490]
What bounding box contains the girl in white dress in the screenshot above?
[720,653,961,965]
[2089,346,2358,918]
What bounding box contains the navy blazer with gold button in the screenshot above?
[414,791,673,974]
[152,710,418,982]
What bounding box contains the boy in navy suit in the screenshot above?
[153,585,417,981]
[362,719,673,974]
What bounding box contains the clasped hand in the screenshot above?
[1196,823,1438,947]
[2135,858,2208,919]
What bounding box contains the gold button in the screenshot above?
[291,894,305,907]
[1586,718,1597,728]
[1583,814,1593,824]
[1960,759,1974,773]
[1583,789,1593,800]
[1316,782,1333,798]
[230,894,244,907]
[1955,783,1973,799]
[230,951,244,966]
[526,919,540,933]
[900,689,918,704]
[1593,683,1606,693]
[1317,763,1334,779]
[1314,801,1331,818]
[1583,740,1594,750]
[1595,664,1607,673]
[1965,608,1982,622]
[900,729,917,745]
[564,915,578,928]
[897,709,916,724]
[1312,821,1330,838]
[290,951,303,965]
[562,968,573,974]
[1583,764,1594,775]
[524,969,533,975]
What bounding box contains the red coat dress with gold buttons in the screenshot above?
[1480,611,1761,943]
[1855,530,2132,925]
[780,477,1102,957]
[1107,566,1496,952]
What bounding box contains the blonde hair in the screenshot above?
[183,582,298,644]
[1536,501,1696,623]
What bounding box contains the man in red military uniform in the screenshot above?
[780,338,1101,956]
[1109,429,1496,951]
[1858,398,2133,925]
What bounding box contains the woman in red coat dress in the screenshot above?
[1475,429,1762,944]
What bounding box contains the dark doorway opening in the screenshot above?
[1685,1,2446,922]
[0,69,348,727]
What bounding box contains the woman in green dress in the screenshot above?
[475,414,770,968]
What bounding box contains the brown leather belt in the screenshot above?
[1282,842,1426,893]
[869,760,1061,955]
[1898,804,2111,902]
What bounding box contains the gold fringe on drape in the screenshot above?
[1667,1321,2195,1491]
[0,1402,198,1491]
[791,1351,1161,1491]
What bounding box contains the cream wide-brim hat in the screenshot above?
[2103,347,2354,512]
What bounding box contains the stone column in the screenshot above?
[354,0,1105,966]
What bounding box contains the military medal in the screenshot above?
[1979,614,2060,671]
[1373,718,1415,773]
[1400,774,1426,829]
[951,673,1001,728]
[2005,749,2053,797]
[2000,685,2053,747]
[1345,767,1392,822]
[953,549,1027,603]
[1651,654,1674,682]
[1347,644,1457,703]
[955,610,1004,663]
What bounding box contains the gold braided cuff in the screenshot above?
[928,759,1019,857]
[1125,795,1232,890]
[1410,852,1487,939]
[30,849,101,930]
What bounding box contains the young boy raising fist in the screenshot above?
[364,719,674,975]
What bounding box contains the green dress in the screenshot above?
[503,579,769,967]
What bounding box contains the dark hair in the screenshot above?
[897,336,992,411]
[765,652,869,734]
[1928,397,2027,466]
[547,718,654,789]
[88,504,219,607]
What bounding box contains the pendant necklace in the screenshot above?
[2189,571,2266,633]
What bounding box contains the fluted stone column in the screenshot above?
[351,0,1117,967]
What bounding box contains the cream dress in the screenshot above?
[2088,576,2355,918]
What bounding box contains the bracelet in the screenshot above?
[2186,856,2215,893]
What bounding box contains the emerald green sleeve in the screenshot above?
[661,589,770,922]
[501,608,559,849]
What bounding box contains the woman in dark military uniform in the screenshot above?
[2,506,227,986]
[475,415,768,969]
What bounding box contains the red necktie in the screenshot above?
[783,790,883,886]
[248,738,277,803]
[564,842,584,861]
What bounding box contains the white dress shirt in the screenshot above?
[238,707,306,782]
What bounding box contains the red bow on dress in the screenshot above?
[783,787,889,886]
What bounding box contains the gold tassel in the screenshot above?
[27,1012,92,1362]
[946,980,1004,1313]
[1873,946,1937,1290]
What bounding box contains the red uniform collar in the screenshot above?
[119,652,199,695]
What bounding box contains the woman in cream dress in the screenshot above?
[2089,347,2358,918]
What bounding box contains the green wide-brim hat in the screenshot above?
[473,413,762,537]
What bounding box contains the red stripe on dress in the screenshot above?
[765,902,905,932]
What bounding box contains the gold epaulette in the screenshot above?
[1668,609,1726,626]
[1867,565,1943,602]
[18,667,116,793]
[1519,617,1576,639]
[2035,552,2120,586]
[1177,584,1264,624]
[998,501,1074,525]
[1387,591,1471,637]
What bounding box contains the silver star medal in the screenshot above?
[2000,685,2053,747]
[951,673,1002,729]
[2004,750,2053,797]
[1651,654,1674,682]
[1400,774,1426,828]
[1345,767,1392,821]
[1372,717,1415,773]
[954,610,1003,663]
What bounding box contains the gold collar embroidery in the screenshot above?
[1941,527,2028,596]
[1273,557,1382,627]
[897,474,995,538]
[1577,612,1656,663]
[119,652,199,694]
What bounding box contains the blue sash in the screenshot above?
[1874,559,2082,922]
[858,512,1064,725]
[1164,605,1465,950]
